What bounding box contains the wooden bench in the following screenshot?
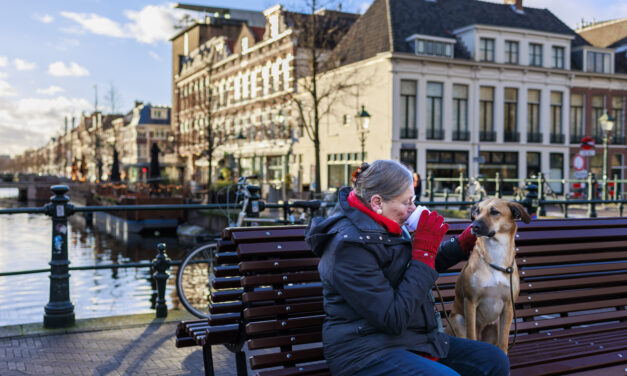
[177,218,627,376]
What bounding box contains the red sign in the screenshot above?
[581,137,595,150]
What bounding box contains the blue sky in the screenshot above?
[0,0,624,156]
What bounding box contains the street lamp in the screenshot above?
[355,105,371,162]
[599,111,615,201]
[236,131,246,178]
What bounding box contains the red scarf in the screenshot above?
[347,191,402,235]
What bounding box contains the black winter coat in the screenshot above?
[305,187,468,376]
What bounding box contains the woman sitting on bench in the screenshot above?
[306,159,509,376]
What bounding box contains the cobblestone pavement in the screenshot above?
[0,321,238,376]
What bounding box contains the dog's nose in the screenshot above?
[471,223,480,235]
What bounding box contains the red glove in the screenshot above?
[412,210,449,269]
[457,225,477,254]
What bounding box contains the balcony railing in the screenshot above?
[527,132,543,143]
[479,130,496,142]
[452,130,470,141]
[570,133,584,144]
[550,133,565,144]
[400,128,418,139]
[504,131,520,142]
[426,128,444,140]
[612,133,626,145]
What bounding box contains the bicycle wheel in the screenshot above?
[176,242,217,318]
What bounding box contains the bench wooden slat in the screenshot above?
[517,250,627,267]
[215,251,239,264]
[237,241,313,258]
[565,363,627,376]
[211,276,242,289]
[255,361,329,376]
[232,228,308,243]
[517,285,626,305]
[194,324,241,346]
[509,326,627,354]
[241,271,320,287]
[245,315,325,336]
[208,312,240,325]
[243,285,323,303]
[516,298,627,317]
[507,322,627,345]
[247,332,323,350]
[516,228,627,244]
[516,240,627,256]
[240,258,320,273]
[210,301,242,314]
[224,225,306,239]
[217,239,236,252]
[214,265,241,277]
[211,288,243,302]
[244,301,323,319]
[519,262,627,278]
[514,310,627,332]
[510,346,627,375]
[250,347,324,370]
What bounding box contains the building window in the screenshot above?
[342,114,351,126]
[400,149,417,173]
[549,153,564,194]
[505,41,519,64]
[504,88,518,142]
[527,152,540,178]
[586,51,611,73]
[415,39,453,57]
[400,80,417,139]
[552,46,564,69]
[479,86,495,141]
[527,89,541,143]
[426,150,468,192]
[550,91,563,143]
[612,96,625,144]
[478,151,518,194]
[426,82,443,139]
[452,84,468,141]
[592,95,605,140]
[479,38,495,62]
[570,93,584,143]
[529,43,543,66]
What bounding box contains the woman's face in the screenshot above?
[373,185,416,226]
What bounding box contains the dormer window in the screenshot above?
[479,38,495,62]
[406,34,455,58]
[587,51,611,73]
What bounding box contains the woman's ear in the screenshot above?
[370,194,383,212]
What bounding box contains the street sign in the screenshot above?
[574,170,588,179]
[573,154,585,171]
[579,149,595,156]
[473,156,486,163]
[581,136,595,150]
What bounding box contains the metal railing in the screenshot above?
[0,185,331,328]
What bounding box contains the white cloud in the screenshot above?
[34,14,54,24]
[0,57,8,68]
[0,80,18,97]
[48,61,89,77]
[0,72,7,79]
[36,85,64,95]
[51,38,80,52]
[0,95,91,155]
[60,11,127,38]
[149,51,161,61]
[60,4,189,44]
[14,58,37,71]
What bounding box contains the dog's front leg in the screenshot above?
[498,307,514,354]
[464,299,478,340]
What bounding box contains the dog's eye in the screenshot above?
[489,208,500,216]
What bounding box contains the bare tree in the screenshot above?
[200,41,221,191]
[103,82,123,114]
[289,0,361,194]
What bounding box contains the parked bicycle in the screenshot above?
[176,175,330,318]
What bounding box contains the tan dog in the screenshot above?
[445,198,531,354]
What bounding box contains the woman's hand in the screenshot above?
[411,210,449,269]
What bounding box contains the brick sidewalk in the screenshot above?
[0,321,237,376]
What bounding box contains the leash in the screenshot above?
[434,283,456,337]
[488,260,518,351]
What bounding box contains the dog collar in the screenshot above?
[488,260,515,274]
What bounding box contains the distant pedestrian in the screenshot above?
[414,172,422,198]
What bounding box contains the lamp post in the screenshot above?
[599,111,615,201]
[355,105,371,163]
[236,131,246,178]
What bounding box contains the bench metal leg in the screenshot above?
[203,345,215,376]
[236,350,248,376]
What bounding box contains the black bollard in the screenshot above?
[153,243,171,318]
[43,185,75,328]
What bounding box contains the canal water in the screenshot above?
[0,188,188,326]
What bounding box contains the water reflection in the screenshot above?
[0,188,188,326]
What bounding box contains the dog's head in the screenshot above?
[469,198,531,237]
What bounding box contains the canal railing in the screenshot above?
[0,184,626,329]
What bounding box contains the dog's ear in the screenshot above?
[509,202,531,224]
[470,204,478,220]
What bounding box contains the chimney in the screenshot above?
[505,0,523,11]
[135,100,143,108]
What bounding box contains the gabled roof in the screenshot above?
[334,0,587,66]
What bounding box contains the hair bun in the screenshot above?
[351,162,370,184]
